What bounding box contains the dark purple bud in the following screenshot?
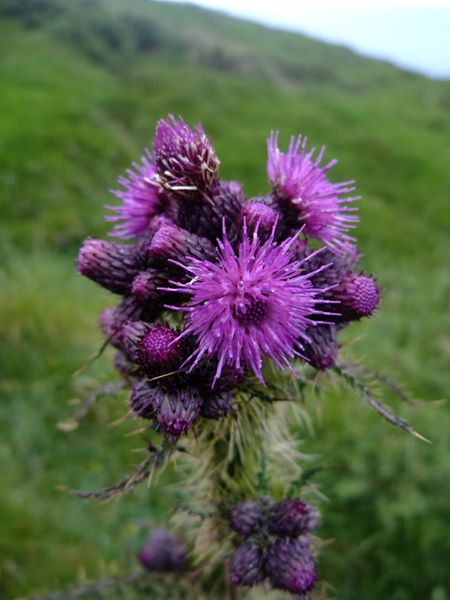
[265,536,316,595]
[154,115,219,195]
[241,200,279,239]
[148,221,216,266]
[138,529,187,572]
[303,325,338,370]
[129,381,163,419]
[222,180,245,199]
[155,388,203,437]
[176,181,243,242]
[335,272,380,321]
[104,296,156,350]
[77,238,139,294]
[114,351,134,379]
[268,499,320,537]
[98,307,115,337]
[229,541,265,587]
[131,269,167,303]
[201,391,233,419]
[121,322,183,376]
[230,500,263,538]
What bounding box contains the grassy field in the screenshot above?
[0,1,449,598]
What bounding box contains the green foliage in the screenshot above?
[0,1,449,598]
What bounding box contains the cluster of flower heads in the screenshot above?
[77,115,380,438]
[229,497,319,596]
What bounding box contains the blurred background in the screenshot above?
[0,0,449,598]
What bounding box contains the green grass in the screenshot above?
[0,1,449,598]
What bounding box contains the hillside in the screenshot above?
[0,1,449,599]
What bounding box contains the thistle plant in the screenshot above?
[50,115,427,599]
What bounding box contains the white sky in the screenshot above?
[162,0,450,77]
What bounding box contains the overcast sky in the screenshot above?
[162,0,450,78]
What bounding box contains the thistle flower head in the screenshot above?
[154,115,219,195]
[267,132,359,252]
[229,541,265,587]
[265,536,316,595]
[106,149,162,239]
[166,224,327,384]
[138,529,187,572]
[230,499,263,538]
[335,272,380,322]
[268,499,320,537]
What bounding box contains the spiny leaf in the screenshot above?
[70,442,175,501]
[335,361,431,443]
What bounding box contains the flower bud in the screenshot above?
[230,500,263,538]
[121,322,183,377]
[147,221,216,265]
[265,536,316,595]
[77,238,139,294]
[229,541,265,587]
[335,272,380,322]
[129,381,163,419]
[131,269,167,304]
[138,529,187,572]
[268,499,320,537]
[155,388,203,437]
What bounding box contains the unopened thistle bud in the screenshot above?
[147,221,216,265]
[138,529,187,572]
[131,269,167,304]
[334,272,380,322]
[129,381,162,419]
[155,388,203,437]
[121,322,184,377]
[268,499,320,537]
[265,536,316,595]
[77,239,139,295]
[230,500,263,538]
[229,541,265,587]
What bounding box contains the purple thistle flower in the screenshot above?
[230,499,263,538]
[106,149,163,239]
[302,325,338,370]
[164,224,331,385]
[334,272,380,322]
[265,536,316,595]
[267,499,320,537]
[200,391,233,419]
[155,387,203,437]
[77,239,139,295]
[267,132,359,252]
[138,529,187,572]
[129,381,163,419]
[229,541,265,587]
[153,115,219,196]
